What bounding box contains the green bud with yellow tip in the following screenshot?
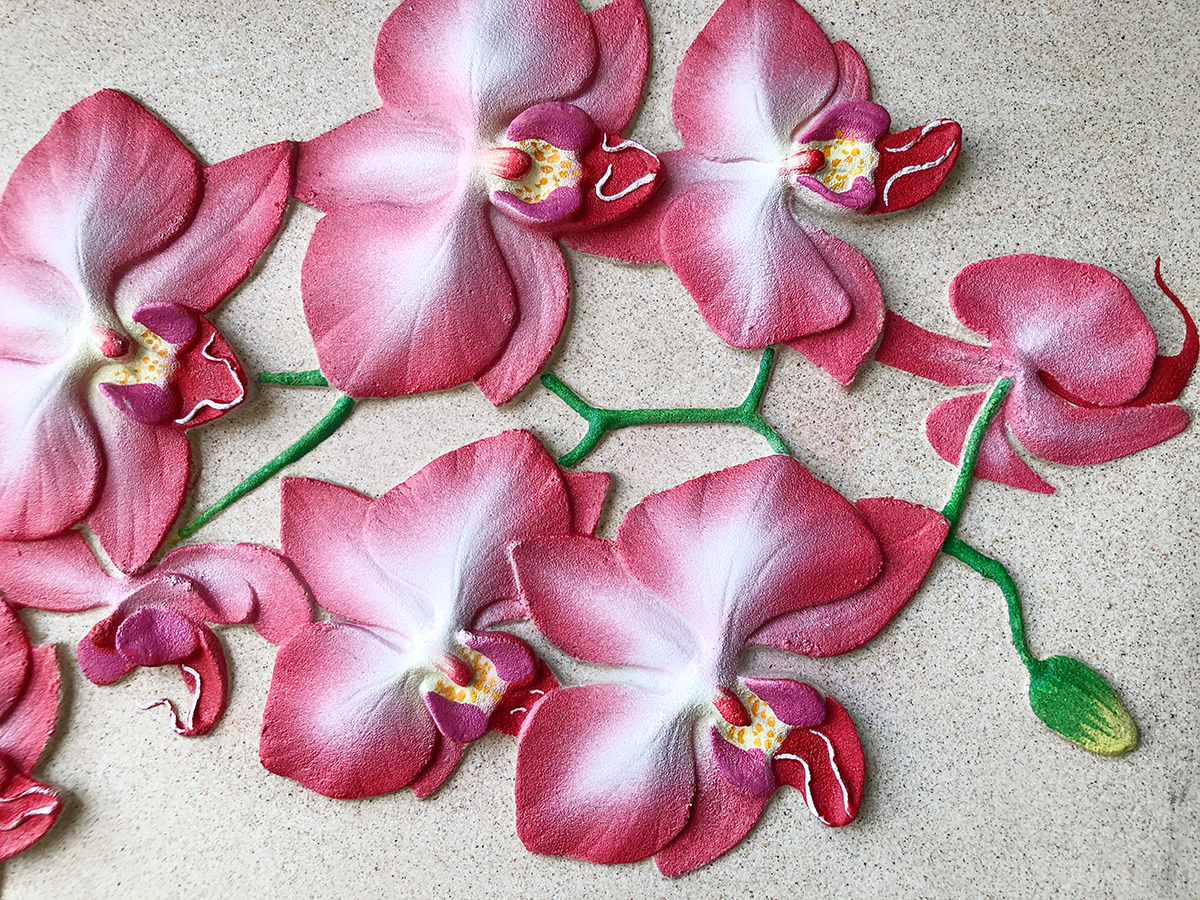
[1027,655,1138,755]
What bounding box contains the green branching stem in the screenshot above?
[541,348,792,468]
[936,376,1038,672]
[257,369,330,387]
[174,394,356,540]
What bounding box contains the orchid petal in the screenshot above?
[116,141,294,315]
[672,0,838,161]
[0,89,200,303]
[410,733,466,798]
[562,469,610,535]
[294,110,465,213]
[751,499,948,656]
[0,257,85,365]
[0,645,60,772]
[364,430,574,633]
[0,605,31,722]
[617,454,882,646]
[514,535,695,670]
[260,622,437,799]
[0,757,61,861]
[515,682,695,864]
[653,735,768,876]
[280,477,418,635]
[474,210,569,405]
[571,0,650,134]
[0,531,114,613]
[300,200,516,398]
[950,255,1157,405]
[0,359,101,541]
[773,696,863,827]
[1009,377,1190,467]
[659,177,855,348]
[826,40,871,107]
[158,542,311,638]
[374,0,596,137]
[926,392,1056,494]
[85,406,190,573]
[785,222,884,383]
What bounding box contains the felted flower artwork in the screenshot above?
[294,0,660,404]
[0,535,311,736]
[0,89,293,573]
[258,430,609,799]
[568,0,961,384]
[875,255,1196,493]
[511,454,948,875]
[0,601,61,860]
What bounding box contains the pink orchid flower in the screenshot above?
[294,0,660,404]
[570,0,961,384]
[0,535,311,736]
[875,255,1196,493]
[0,89,293,572]
[259,430,608,799]
[511,455,948,875]
[0,602,61,860]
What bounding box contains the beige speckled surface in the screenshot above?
[1,0,1197,897]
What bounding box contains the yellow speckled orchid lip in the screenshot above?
[792,131,880,194]
[715,688,790,756]
[499,138,584,203]
[428,646,507,714]
[96,325,176,389]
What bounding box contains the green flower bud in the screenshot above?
[1028,655,1138,756]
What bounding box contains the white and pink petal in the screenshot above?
[300,200,516,398]
[259,622,437,799]
[515,682,696,864]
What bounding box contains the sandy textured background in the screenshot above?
[1,0,1197,897]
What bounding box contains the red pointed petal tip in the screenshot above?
[0,756,61,861]
[866,119,962,215]
[558,134,661,234]
[773,697,864,827]
[173,319,247,428]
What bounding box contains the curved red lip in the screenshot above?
[560,134,662,234]
[866,119,962,215]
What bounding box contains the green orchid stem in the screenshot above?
[941,377,1013,542]
[257,369,330,387]
[942,537,1038,673]
[936,377,1037,670]
[174,394,356,540]
[541,348,792,467]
